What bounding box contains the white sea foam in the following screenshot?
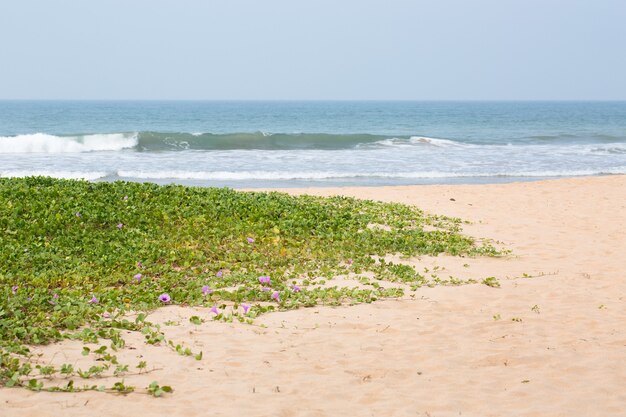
[585,143,626,155]
[371,136,470,148]
[373,137,626,155]
[2,167,624,182]
[118,170,459,180]
[116,168,626,181]
[0,133,138,153]
[370,138,406,147]
[0,170,109,180]
[408,136,469,147]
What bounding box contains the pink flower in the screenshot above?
[123,195,128,200]
[134,273,143,282]
[258,275,270,284]
[292,285,301,292]
[159,293,171,303]
[247,237,255,244]
[271,291,280,301]
[242,304,251,314]
[261,287,271,292]
[202,285,212,295]
[137,261,143,268]
[88,295,98,304]
[347,259,353,265]
[11,285,18,295]
[116,223,124,230]
[210,305,219,314]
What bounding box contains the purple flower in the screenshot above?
[11,285,18,295]
[158,293,171,303]
[258,275,270,284]
[88,295,98,304]
[271,291,280,301]
[247,237,255,244]
[48,295,57,306]
[216,270,223,278]
[210,305,219,314]
[242,304,251,314]
[123,195,128,201]
[202,285,212,295]
[75,212,81,217]
[137,261,143,268]
[116,223,124,230]
[261,287,271,292]
[292,285,301,293]
[133,273,143,282]
[347,259,353,265]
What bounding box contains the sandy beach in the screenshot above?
[2,175,625,417]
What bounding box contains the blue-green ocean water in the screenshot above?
[1,101,625,187]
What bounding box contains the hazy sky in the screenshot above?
[1,0,625,100]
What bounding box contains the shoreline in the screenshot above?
[2,175,625,416]
[4,173,623,188]
[104,172,626,189]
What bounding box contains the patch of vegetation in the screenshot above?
[0,177,502,392]
[481,276,501,288]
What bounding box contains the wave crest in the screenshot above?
[2,131,624,153]
[0,133,138,153]
[371,136,469,148]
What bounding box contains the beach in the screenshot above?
[1,175,625,417]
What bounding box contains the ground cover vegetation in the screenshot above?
[0,177,501,394]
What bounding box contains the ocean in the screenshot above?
[1,101,625,188]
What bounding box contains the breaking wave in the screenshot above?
[0,133,138,153]
[1,132,624,154]
[0,132,472,153]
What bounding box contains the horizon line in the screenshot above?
[2,99,626,102]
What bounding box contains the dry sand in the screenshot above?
[2,175,625,417]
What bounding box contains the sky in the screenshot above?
[1,0,625,100]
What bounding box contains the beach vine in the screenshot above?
[0,177,503,394]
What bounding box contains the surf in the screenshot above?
[0,133,138,153]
